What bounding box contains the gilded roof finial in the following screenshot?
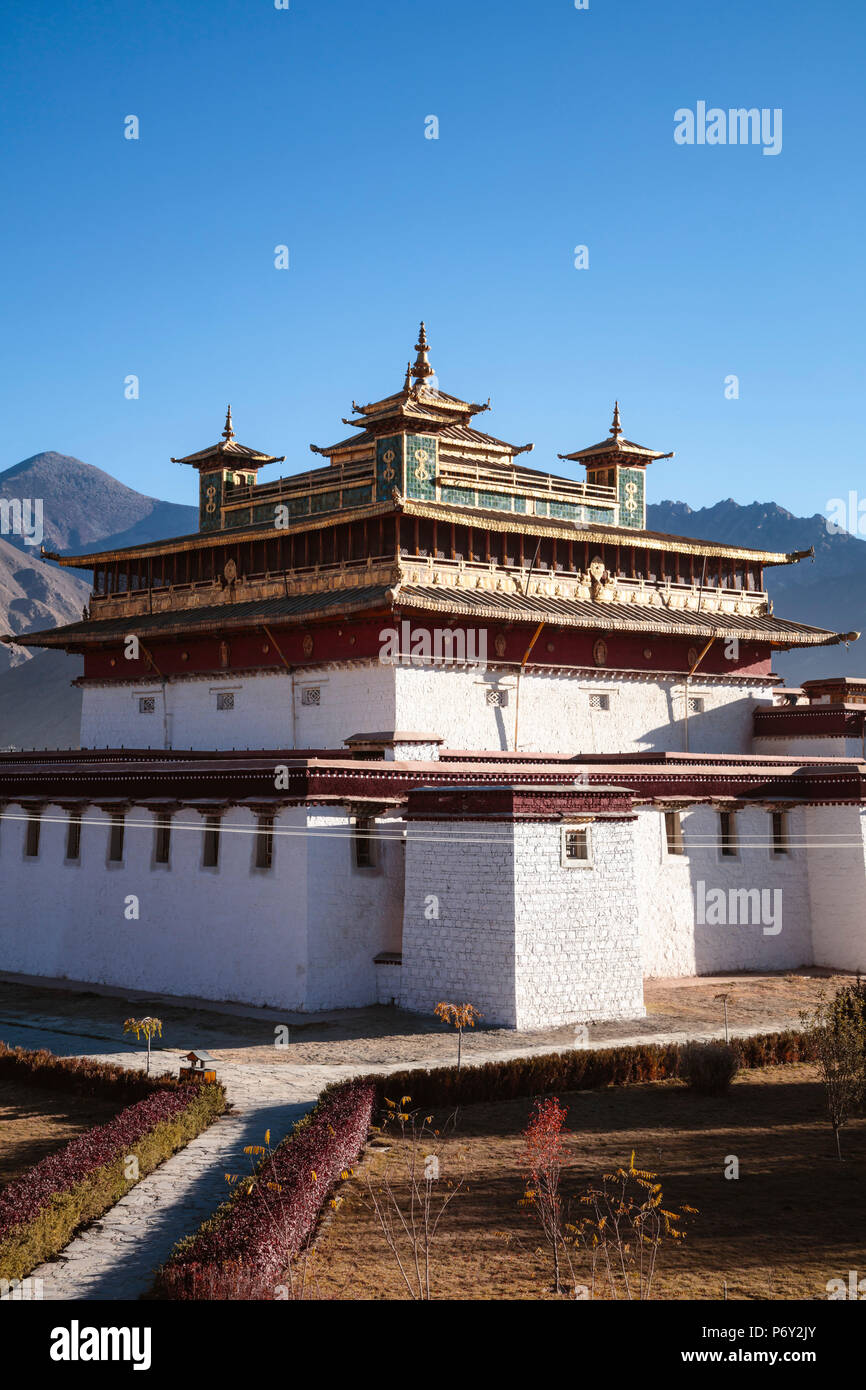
[411,321,434,382]
[223,405,235,441]
[609,400,622,440]
[404,361,413,392]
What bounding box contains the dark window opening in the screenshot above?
[255,814,274,870]
[203,815,221,867]
[719,810,738,857]
[354,817,375,869]
[664,811,684,856]
[25,813,41,858]
[66,813,82,861]
[108,814,125,863]
[155,816,172,865]
[771,811,789,856]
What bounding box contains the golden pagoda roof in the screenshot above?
[311,323,532,459]
[559,402,674,464]
[171,406,285,469]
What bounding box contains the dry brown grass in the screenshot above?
[303,1064,866,1300]
[0,1079,122,1186]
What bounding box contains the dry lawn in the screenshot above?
[303,1063,866,1300]
[0,1080,122,1186]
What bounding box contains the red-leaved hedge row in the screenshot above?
[0,1039,180,1104]
[0,1080,226,1281]
[153,1079,376,1300]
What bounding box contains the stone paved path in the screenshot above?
[0,1003,808,1302]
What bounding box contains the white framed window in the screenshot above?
[664,810,685,857]
[486,688,508,707]
[688,696,705,715]
[561,824,592,867]
[588,692,610,712]
[300,687,321,707]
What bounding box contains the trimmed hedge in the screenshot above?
[154,1028,815,1300]
[360,1029,816,1110]
[153,1079,376,1300]
[0,1039,181,1104]
[0,1080,226,1281]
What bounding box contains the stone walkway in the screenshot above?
[0,988,815,1302]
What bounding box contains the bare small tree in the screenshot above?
[364,1098,464,1300]
[801,992,866,1160]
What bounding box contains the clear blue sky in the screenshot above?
[1,0,863,519]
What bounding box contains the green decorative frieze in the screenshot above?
[617,466,645,530]
[376,435,404,500]
[199,470,226,531]
[405,435,437,502]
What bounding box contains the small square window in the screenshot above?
[486,688,508,707]
[561,825,592,866]
[589,693,610,711]
[664,810,684,856]
[300,687,321,706]
[771,810,790,856]
[138,696,156,714]
[216,692,234,711]
[688,696,705,715]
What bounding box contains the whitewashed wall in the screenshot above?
[637,805,813,977]
[394,666,769,755]
[0,801,403,1012]
[805,804,866,973]
[80,664,398,751]
[753,735,866,759]
[80,661,771,756]
[400,817,644,1028]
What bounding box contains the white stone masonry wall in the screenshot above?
[400,815,645,1029]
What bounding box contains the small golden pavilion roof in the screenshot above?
[171,406,285,470]
[311,323,533,460]
[559,402,674,465]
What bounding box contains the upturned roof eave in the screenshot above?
[40,493,804,570]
